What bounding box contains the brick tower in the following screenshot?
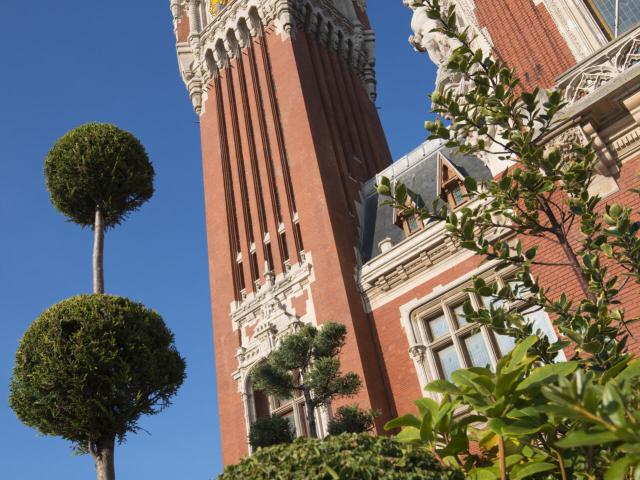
[171,0,393,464]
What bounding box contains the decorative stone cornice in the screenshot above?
[558,25,640,105]
[172,0,378,114]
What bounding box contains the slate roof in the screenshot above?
[359,140,494,263]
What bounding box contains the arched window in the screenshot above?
[246,370,311,438]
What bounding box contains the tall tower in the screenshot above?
[171,0,393,464]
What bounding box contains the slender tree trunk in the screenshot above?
[497,435,507,480]
[92,437,116,480]
[303,389,318,438]
[93,207,105,294]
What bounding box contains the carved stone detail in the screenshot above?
[403,0,493,96]
[560,26,640,104]
[172,0,378,114]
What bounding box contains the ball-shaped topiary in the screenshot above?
[219,433,462,480]
[44,123,154,228]
[9,294,186,451]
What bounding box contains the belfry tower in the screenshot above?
[171,0,393,464]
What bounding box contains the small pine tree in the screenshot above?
[251,323,361,438]
[249,416,295,450]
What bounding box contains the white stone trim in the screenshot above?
[172,0,379,114]
[540,0,607,62]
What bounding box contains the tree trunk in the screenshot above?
[93,207,105,294]
[303,389,318,438]
[497,435,507,480]
[92,437,116,480]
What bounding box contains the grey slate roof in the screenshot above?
[359,140,494,263]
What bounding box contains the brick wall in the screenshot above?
[474,0,577,88]
[368,155,640,423]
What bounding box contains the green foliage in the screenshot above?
[328,405,379,436]
[249,416,295,450]
[219,433,462,480]
[251,322,361,411]
[379,1,640,479]
[45,123,154,228]
[9,294,186,452]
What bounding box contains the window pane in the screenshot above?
[428,314,450,339]
[523,308,558,342]
[407,215,420,232]
[508,280,526,299]
[452,185,465,205]
[281,410,297,436]
[452,303,468,326]
[464,333,492,368]
[496,333,517,356]
[590,0,640,35]
[437,344,461,380]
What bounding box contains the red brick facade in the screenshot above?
[173,0,640,467]
[474,0,577,88]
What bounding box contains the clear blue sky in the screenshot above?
[0,2,436,479]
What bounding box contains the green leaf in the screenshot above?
[557,430,619,448]
[605,456,634,480]
[384,414,421,431]
[512,462,556,480]
[465,176,478,192]
[426,380,461,395]
[517,362,579,391]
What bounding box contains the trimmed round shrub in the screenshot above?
[249,416,295,450]
[9,294,186,450]
[44,123,154,228]
[219,433,462,480]
[328,405,378,436]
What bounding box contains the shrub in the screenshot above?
[44,122,154,229]
[249,416,295,450]
[219,433,461,480]
[328,405,378,435]
[9,295,186,451]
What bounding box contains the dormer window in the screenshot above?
[438,154,469,209]
[394,195,423,236]
[583,0,640,38]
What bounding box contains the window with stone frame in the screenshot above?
[439,154,469,210]
[583,0,640,38]
[410,271,560,383]
[250,372,310,439]
[270,392,309,439]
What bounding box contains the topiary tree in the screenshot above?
[9,295,186,480]
[44,123,154,294]
[251,322,361,438]
[219,433,462,480]
[327,405,379,436]
[249,416,295,450]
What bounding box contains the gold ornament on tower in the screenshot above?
[210,0,228,16]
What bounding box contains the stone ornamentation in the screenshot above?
[563,27,640,104]
[172,0,378,114]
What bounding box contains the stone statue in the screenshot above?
[406,1,457,66]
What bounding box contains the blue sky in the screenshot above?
[0,2,436,478]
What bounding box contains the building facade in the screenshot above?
[171,0,640,465]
